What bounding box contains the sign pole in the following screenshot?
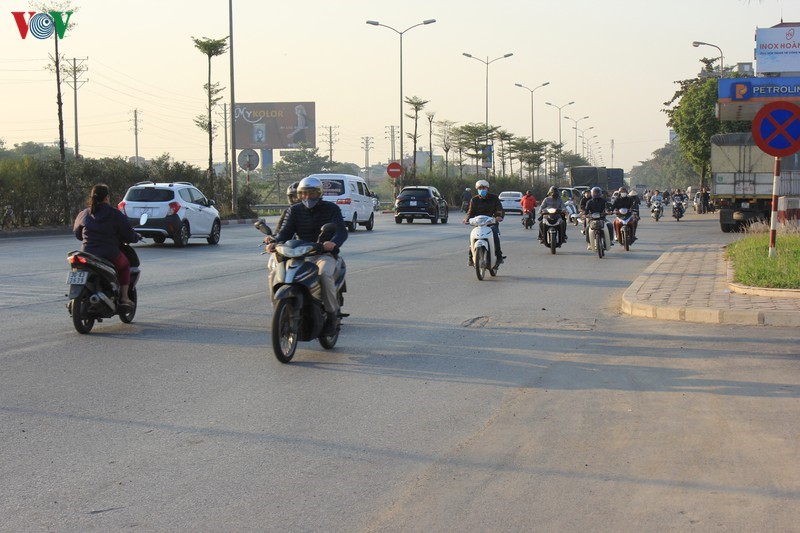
[769,156,780,258]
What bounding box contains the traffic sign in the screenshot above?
[386,161,403,179]
[752,101,800,157]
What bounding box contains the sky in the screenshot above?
[1,0,798,175]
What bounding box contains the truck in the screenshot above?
[569,166,607,189]
[710,133,800,232]
[606,168,625,191]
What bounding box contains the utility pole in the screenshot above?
[216,103,230,182]
[132,109,142,166]
[361,136,373,185]
[63,58,88,158]
[610,138,615,168]
[319,125,339,163]
[385,125,398,161]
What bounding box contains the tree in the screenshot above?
[435,120,455,179]
[425,111,435,174]
[663,62,750,186]
[629,142,700,191]
[404,96,429,179]
[192,36,228,199]
[495,129,514,177]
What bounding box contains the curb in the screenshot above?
[621,247,800,327]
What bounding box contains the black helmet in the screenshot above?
[591,186,602,198]
[526,190,532,196]
[548,186,559,196]
[286,182,300,204]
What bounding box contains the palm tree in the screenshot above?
[192,36,228,198]
[404,96,429,179]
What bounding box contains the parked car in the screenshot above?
[498,191,523,214]
[118,181,221,247]
[394,186,449,224]
[315,173,375,231]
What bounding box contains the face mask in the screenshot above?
[620,192,628,197]
[478,189,488,197]
[302,198,319,209]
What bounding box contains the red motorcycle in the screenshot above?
[613,208,637,251]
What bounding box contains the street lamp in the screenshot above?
[692,40,724,76]
[514,81,549,142]
[463,51,513,176]
[545,101,574,181]
[564,115,589,154]
[367,18,436,181]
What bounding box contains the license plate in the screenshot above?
[140,207,152,216]
[410,201,417,206]
[66,271,88,285]
[741,202,749,208]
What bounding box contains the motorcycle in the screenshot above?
[256,220,347,363]
[467,215,500,280]
[614,207,637,251]
[540,208,565,255]
[651,200,663,222]
[521,209,535,230]
[672,199,685,221]
[66,241,142,334]
[587,212,611,259]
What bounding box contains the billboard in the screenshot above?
[717,77,800,120]
[755,27,800,75]
[234,102,315,150]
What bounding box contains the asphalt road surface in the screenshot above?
[1,211,798,532]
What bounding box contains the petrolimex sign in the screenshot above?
[718,77,800,121]
[756,27,800,75]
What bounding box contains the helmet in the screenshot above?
[630,189,638,196]
[286,182,299,204]
[297,176,323,196]
[475,179,489,189]
[526,190,532,196]
[465,187,470,191]
[583,189,591,197]
[591,186,602,198]
[548,186,559,196]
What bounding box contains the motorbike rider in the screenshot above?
[274,181,300,235]
[520,190,537,220]
[650,189,664,213]
[72,183,140,309]
[582,186,614,249]
[537,186,568,243]
[463,179,505,265]
[610,186,638,242]
[268,176,348,335]
[461,187,472,212]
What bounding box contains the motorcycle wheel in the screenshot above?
[622,228,630,251]
[474,247,486,281]
[271,299,299,363]
[654,212,660,222]
[319,330,338,349]
[550,234,557,255]
[118,287,137,324]
[596,232,604,258]
[71,291,95,334]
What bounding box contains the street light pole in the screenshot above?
[545,101,574,182]
[367,18,436,185]
[514,81,549,143]
[692,40,724,76]
[563,115,589,154]
[463,52,513,177]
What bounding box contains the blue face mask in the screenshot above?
[302,198,319,209]
[478,189,488,198]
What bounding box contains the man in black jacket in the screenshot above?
[270,176,348,333]
[463,179,505,265]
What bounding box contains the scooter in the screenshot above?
[256,220,347,363]
[521,209,535,230]
[651,200,663,222]
[467,215,500,280]
[614,207,637,251]
[565,199,580,226]
[587,212,612,259]
[66,241,142,334]
[540,208,565,255]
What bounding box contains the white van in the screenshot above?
[311,174,375,231]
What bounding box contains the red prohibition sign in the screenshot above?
[752,101,800,157]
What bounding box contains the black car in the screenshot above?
[394,186,449,224]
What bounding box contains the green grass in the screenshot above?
[726,229,800,289]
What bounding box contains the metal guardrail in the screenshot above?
[252,202,394,211]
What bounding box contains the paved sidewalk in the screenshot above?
[621,244,800,327]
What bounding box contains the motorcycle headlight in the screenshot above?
[275,243,315,258]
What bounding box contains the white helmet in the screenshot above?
[297,176,323,196]
[475,179,490,189]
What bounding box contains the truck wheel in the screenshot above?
[720,222,735,233]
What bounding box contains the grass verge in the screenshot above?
[726,225,800,288]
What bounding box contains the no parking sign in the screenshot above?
[752,101,800,157]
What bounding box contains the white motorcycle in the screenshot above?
[565,199,580,226]
[467,215,500,280]
[587,211,612,259]
[651,200,663,222]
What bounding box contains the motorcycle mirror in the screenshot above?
[139,213,148,225]
[318,222,337,242]
[254,219,273,236]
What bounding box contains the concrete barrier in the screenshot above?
[777,196,800,225]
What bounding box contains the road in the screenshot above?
[1,211,798,532]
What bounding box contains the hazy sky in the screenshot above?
[2,0,797,174]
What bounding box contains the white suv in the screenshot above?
[118,181,221,247]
